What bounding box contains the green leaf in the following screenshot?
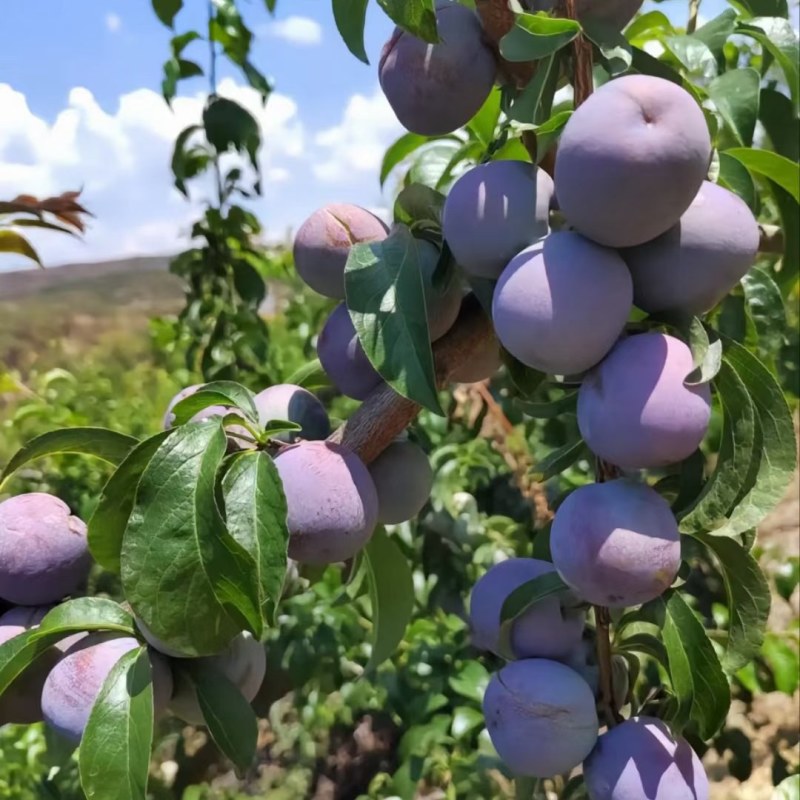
[529,111,572,164]
[88,431,173,574]
[191,663,258,774]
[0,599,135,697]
[203,97,260,170]
[151,0,183,28]
[759,88,799,161]
[393,183,445,229]
[696,533,770,673]
[500,13,581,62]
[530,438,588,482]
[742,266,786,359]
[120,420,263,657]
[171,380,259,426]
[657,315,722,386]
[709,339,798,535]
[1,427,138,489]
[171,124,204,195]
[625,11,674,40]
[222,451,289,621]
[363,528,414,671]
[659,591,730,738]
[737,18,799,107]
[773,775,800,800]
[678,362,756,534]
[770,181,799,294]
[467,86,502,147]
[581,19,632,75]
[517,391,578,419]
[497,572,571,660]
[284,358,332,391]
[708,69,760,146]
[630,45,684,84]
[333,0,370,64]
[170,30,200,56]
[691,8,737,56]
[451,705,484,738]
[762,633,800,694]
[345,226,443,414]
[406,140,463,190]
[380,133,432,187]
[718,151,758,210]
[448,660,490,703]
[241,61,271,102]
[664,35,718,79]
[0,229,42,266]
[500,347,547,397]
[79,648,153,800]
[377,0,438,42]
[725,147,800,203]
[616,632,669,668]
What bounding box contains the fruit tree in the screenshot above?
[1,0,798,798]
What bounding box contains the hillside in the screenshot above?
[0,256,184,373]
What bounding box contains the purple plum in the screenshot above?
[379,1,497,136]
[622,180,760,315]
[583,716,709,800]
[368,440,434,525]
[551,479,681,608]
[170,632,266,725]
[0,494,91,606]
[293,204,389,299]
[253,383,331,443]
[274,441,379,564]
[41,633,173,742]
[577,333,712,469]
[491,232,632,375]
[566,638,631,709]
[468,558,585,660]
[555,75,711,247]
[317,303,384,401]
[0,606,60,725]
[442,160,554,279]
[483,658,599,777]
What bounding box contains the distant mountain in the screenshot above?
[0,255,176,300]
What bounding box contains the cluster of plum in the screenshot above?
[0,374,435,745]
[377,1,761,796]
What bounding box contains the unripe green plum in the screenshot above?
[551,479,681,608]
[583,716,709,799]
[274,441,379,564]
[491,232,632,375]
[442,160,554,279]
[0,494,91,606]
[41,633,173,742]
[169,632,266,725]
[528,0,644,29]
[469,558,585,660]
[317,303,384,401]
[622,181,760,315]
[293,204,389,299]
[555,75,711,247]
[577,333,712,469]
[368,440,433,525]
[253,383,330,443]
[483,659,598,777]
[379,1,497,136]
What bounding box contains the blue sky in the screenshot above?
[0,0,741,269]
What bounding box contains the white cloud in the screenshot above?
[262,16,322,46]
[105,13,121,33]
[313,87,403,183]
[0,80,399,269]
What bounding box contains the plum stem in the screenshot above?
[687,0,702,35]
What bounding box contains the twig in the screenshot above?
[687,0,702,34]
